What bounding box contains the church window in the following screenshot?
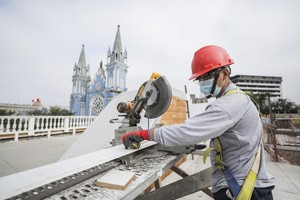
[91,95,104,115]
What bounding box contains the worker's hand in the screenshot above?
[122,130,149,149]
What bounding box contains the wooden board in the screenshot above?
[95,169,136,190]
[144,155,187,193]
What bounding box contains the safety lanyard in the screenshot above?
[203,89,262,199]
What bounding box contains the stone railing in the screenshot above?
[0,116,96,141]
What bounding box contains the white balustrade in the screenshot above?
[0,116,96,140]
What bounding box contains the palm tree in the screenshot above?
[273,98,295,114]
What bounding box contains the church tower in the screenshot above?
[69,45,91,115]
[69,26,128,116]
[106,25,128,101]
[86,61,107,116]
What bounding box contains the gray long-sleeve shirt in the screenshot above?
[154,83,275,193]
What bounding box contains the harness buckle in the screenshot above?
[214,161,227,169]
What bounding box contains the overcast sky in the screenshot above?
[1,0,299,108]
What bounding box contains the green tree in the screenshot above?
[0,109,15,116]
[27,109,47,116]
[273,98,296,114]
[48,106,73,116]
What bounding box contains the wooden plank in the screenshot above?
[144,155,187,193]
[136,167,213,200]
[95,169,136,190]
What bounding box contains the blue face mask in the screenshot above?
[200,78,222,98]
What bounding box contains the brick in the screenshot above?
[159,96,187,125]
[161,112,174,121]
[159,119,174,125]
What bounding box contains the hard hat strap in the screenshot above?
[207,66,229,98]
[206,72,220,98]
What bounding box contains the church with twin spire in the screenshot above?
[69,26,128,116]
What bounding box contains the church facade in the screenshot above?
[69,26,128,116]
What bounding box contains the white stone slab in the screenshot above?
[95,169,136,190]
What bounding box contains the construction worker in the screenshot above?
[122,45,275,200]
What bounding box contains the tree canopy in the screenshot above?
[246,92,297,115]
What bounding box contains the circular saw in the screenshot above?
[115,72,172,127]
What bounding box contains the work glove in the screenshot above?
[121,129,150,149]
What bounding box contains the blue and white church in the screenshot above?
[69,26,128,116]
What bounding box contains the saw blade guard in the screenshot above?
[144,76,172,119]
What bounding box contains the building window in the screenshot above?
[90,95,104,116]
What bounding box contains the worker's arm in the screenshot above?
[153,105,236,146]
[122,105,234,148]
[153,93,252,146]
[121,105,233,149]
[122,94,247,148]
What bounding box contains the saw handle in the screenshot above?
[149,72,161,80]
[130,142,141,149]
[117,101,134,113]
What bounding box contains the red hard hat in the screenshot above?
[189,45,234,80]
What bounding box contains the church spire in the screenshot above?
[105,25,128,94]
[78,44,86,67]
[113,25,122,52]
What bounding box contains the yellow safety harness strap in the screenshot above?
[203,138,225,170]
[203,89,262,199]
[225,90,245,95]
[203,148,216,163]
[237,142,262,200]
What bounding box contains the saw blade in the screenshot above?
[144,76,172,119]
